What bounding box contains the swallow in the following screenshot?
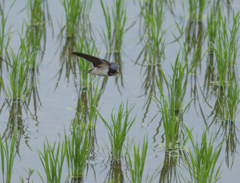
[72,52,119,76]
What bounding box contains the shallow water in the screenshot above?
[0,0,240,182]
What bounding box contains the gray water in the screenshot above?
[0,0,240,182]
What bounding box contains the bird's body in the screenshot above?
[72,52,119,76]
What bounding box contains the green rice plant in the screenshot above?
[60,0,93,37]
[24,0,48,70]
[26,0,52,27]
[23,21,46,71]
[1,37,34,100]
[153,59,192,149]
[218,77,240,122]
[65,117,91,179]
[0,128,17,183]
[160,52,190,111]
[138,0,166,65]
[20,166,35,183]
[212,12,240,87]
[181,0,210,22]
[126,136,148,183]
[182,126,224,183]
[153,94,181,150]
[100,0,131,53]
[24,0,52,70]
[0,0,15,58]
[85,79,102,126]
[74,79,102,127]
[206,6,221,55]
[37,137,65,183]
[98,101,136,158]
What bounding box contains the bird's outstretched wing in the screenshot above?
[72,52,110,68]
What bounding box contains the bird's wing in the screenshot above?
[72,52,110,68]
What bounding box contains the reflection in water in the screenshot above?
[54,37,77,89]
[137,0,165,123]
[25,69,42,122]
[0,99,32,153]
[184,20,205,106]
[158,151,183,183]
[100,0,132,53]
[104,159,124,183]
[60,0,93,38]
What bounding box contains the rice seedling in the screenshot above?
[138,0,166,65]
[182,126,224,183]
[181,0,210,22]
[0,0,15,58]
[74,79,102,127]
[26,0,52,27]
[0,127,17,183]
[126,136,148,183]
[217,76,240,122]
[37,137,65,183]
[98,101,136,158]
[153,56,193,149]
[1,37,34,101]
[206,6,221,56]
[16,0,52,72]
[65,117,91,179]
[20,166,35,183]
[212,12,240,87]
[100,0,131,53]
[153,94,181,150]
[60,0,93,37]
[159,52,190,111]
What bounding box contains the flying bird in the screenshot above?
[72,52,119,76]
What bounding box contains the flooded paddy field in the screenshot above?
[0,0,240,182]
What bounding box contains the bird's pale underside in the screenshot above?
[72,52,119,76]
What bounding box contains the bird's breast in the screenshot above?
[89,67,109,76]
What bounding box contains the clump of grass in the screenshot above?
[206,6,221,55]
[138,0,166,65]
[126,136,148,183]
[159,52,190,111]
[1,37,34,101]
[60,0,93,37]
[74,80,102,129]
[98,101,136,158]
[153,94,181,150]
[65,117,91,179]
[20,166,35,183]
[181,0,210,22]
[217,76,240,121]
[182,126,224,183]
[211,12,240,87]
[0,0,15,58]
[153,57,192,149]
[24,0,51,70]
[37,137,65,183]
[100,0,131,53]
[0,128,17,183]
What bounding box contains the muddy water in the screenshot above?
[0,0,240,182]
